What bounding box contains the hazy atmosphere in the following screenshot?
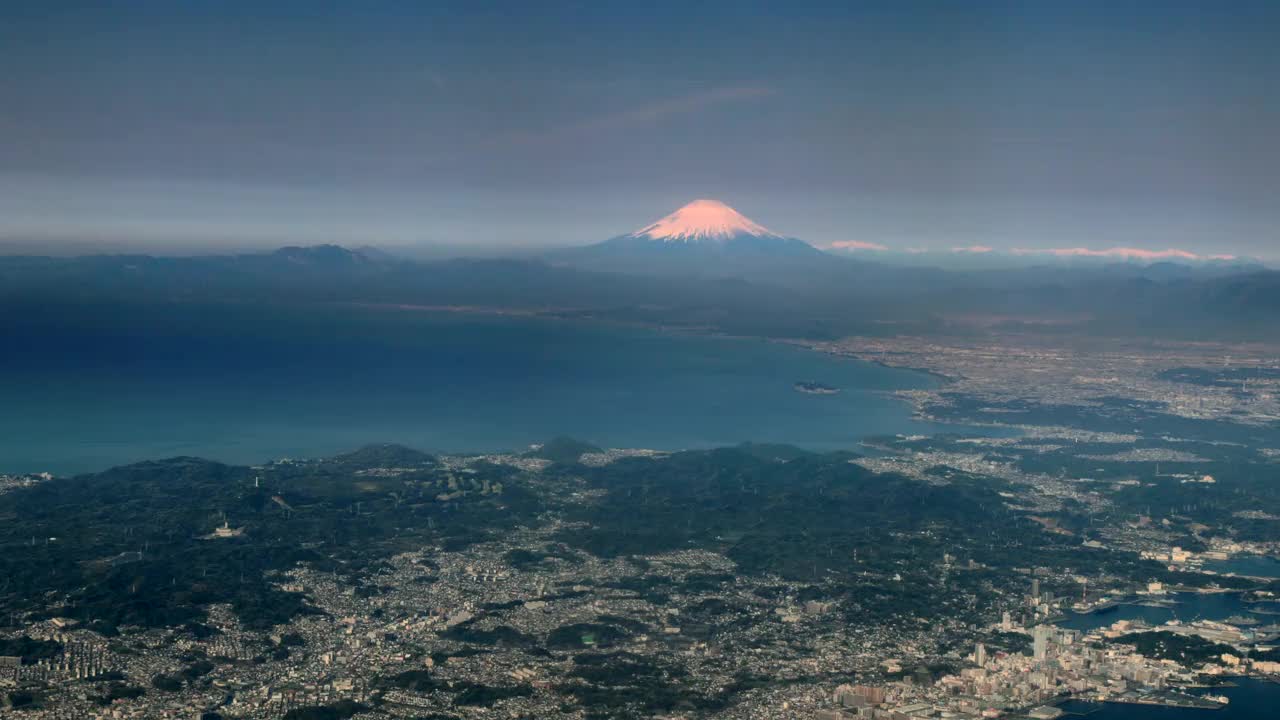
[3,1,1278,257]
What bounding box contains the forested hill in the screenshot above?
[0,441,1223,636]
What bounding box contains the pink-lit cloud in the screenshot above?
[1011,246,1235,261]
[951,245,994,254]
[826,240,888,251]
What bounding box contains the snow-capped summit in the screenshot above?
[630,199,783,243]
[548,198,823,276]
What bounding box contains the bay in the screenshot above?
[1056,592,1280,634]
[0,303,991,474]
[1202,556,1280,579]
[1058,676,1280,719]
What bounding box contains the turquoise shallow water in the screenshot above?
[0,304,993,474]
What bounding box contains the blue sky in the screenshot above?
[2,1,1277,258]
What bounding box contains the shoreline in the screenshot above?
[1,308,966,478]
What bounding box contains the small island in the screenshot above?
[794,381,841,395]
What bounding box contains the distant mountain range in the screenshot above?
[2,200,1278,342]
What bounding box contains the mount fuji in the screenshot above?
[549,199,825,278]
[626,198,794,244]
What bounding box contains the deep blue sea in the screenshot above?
[0,303,990,475]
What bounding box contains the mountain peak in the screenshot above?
[631,199,781,243]
[270,244,364,263]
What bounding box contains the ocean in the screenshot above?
[0,302,985,474]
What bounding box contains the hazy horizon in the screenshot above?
[3,1,1279,260]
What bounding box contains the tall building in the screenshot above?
[975,642,987,667]
[852,685,886,705]
[1033,625,1050,660]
